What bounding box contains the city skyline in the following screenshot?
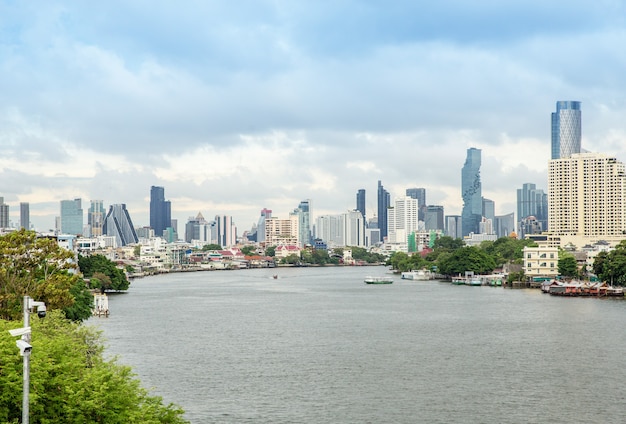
[2,3,626,231]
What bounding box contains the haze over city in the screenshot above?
[2,1,626,231]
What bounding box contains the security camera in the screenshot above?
[16,339,32,355]
[36,304,46,318]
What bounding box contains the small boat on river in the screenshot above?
[364,276,394,284]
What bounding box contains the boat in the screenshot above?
[401,269,431,280]
[364,276,394,284]
[465,277,483,286]
[273,274,278,279]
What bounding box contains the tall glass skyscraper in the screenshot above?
[377,181,390,239]
[516,183,548,237]
[356,189,366,220]
[103,204,138,246]
[551,101,581,159]
[60,198,83,235]
[150,186,171,238]
[461,148,482,237]
[88,200,105,236]
[20,202,29,230]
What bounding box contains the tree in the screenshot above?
[240,246,256,256]
[437,246,497,276]
[433,236,465,251]
[0,229,93,322]
[0,312,188,423]
[265,246,276,257]
[558,253,579,278]
[201,244,222,251]
[593,241,626,286]
[78,254,130,292]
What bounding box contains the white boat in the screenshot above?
[364,276,394,284]
[401,269,431,280]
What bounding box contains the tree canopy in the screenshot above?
[593,240,626,286]
[0,312,188,423]
[0,229,92,322]
[437,246,497,276]
[78,254,130,292]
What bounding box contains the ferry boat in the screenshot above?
[364,276,394,284]
[401,269,431,280]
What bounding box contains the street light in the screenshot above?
[7,296,46,424]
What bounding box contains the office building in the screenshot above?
[461,148,482,237]
[377,180,391,240]
[387,196,419,247]
[406,188,426,221]
[185,212,211,243]
[548,152,626,246]
[356,189,366,220]
[445,215,462,239]
[517,183,548,238]
[425,205,444,231]
[256,208,272,244]
[0,197,8,228]
[103,204,138,246]
[343,210,366,247]
[494,213,516,239]
[60,198,83,235]
[551,101,581,159]
[482,198,495,223]
[265,215,299,247]
[150,186,172,238]
[20,202,29,230]
[316,214,343,247]
[88,200,105,236]
[293,199,312,247]
[216,215,236,248]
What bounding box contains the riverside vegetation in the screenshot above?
[0,229,188,423]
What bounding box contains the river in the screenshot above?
[89,266,626,423]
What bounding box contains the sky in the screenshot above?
[2,1,626,234]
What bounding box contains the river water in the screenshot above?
[89,266,626,423]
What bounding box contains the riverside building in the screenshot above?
[548,152,626,247]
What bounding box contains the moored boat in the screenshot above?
[364,276,394,284]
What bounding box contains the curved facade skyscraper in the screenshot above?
[103,204,139,247]
[551,101,581,159]
[461,147,482,237]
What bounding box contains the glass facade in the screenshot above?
[103,204,138,246]
[356,189,366,220]
[150,186,171,238]
[377,180,390,239]
[551,101,581,159]
[461,148,482,237]
[60,198,83,235]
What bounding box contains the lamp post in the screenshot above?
[7,296,46,424]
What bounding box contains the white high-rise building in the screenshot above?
[315,214,343,247]
[265,215,299,247]
[548,152,626,247]
[342,210,366,247]
[387,196,419,246]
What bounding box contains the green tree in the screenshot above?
[265,246,276,257]
[593,241,626,286]
[240,246,256,256]
[78,254,130,292]
[201,244,222,251]
[558,253,579,278]
[0,311,188,423]
[311,249,330,265]
[437,246,497,276]
[433,236,465,251]
[0,229,92,322]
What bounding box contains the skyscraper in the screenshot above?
[387,196,419,245]
[551,101,581,159]
[256,208,272,244]
[0,197,8,228]
[516,183,548,237]
[88,200,105,236]
[343,210,366,247]
[548,152,626,245]
[295,199,312,247]
[356,189,366,220]
[461,148,482,237]
[406,188,426,221]
[150,186,172,238]
[20,202,29,229]
[377,180,390,240]
[60,198,83,235]
[425,205,444,231]
[215,215,236,248]
[103,204,138,246]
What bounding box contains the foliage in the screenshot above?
[240,246,256,256]
[387,252,427,273]
[507,270,526,283]
[265,246,276,257]
[0,312,188,423]
[480,237,537,266]
[280,254,300,265]
[436,246,497,276]
[201,244,222,251]
[593,241,626,286]
[78,254,130,292]
[0,229,92,322]
[432,236,465,251]
[558,252,579,278]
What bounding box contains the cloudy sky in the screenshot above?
[2,1,626,233]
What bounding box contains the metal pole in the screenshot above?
[22,296,30,424]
